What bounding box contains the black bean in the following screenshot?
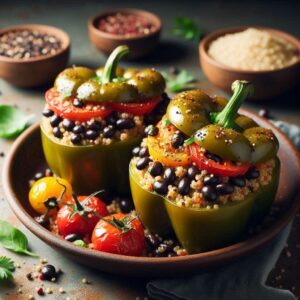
[106,112,118,125]
[146,234,160,249]
[139,147,149,158]
[216,183,234,195]
[132,146,140,157]
[88,120,102,131]
[171,132,184,149]
[201,186,217,202]
[203,175,220,186]
[34,215,49,228]
[71,134,82,145]
[65,233,82,242]
[229,176,246,187]
[85,130,99,140]
[143,114,157,125]
[119,198,134,213]
[149,162,164,177]
[62,119,75,131]
[155,243,174,257]
[50,115,62,127]
[53,127,62,138]
[146,126,159,137]
[187,166,200,180]
[42,108,54,117]
[205,152,222,163]
[153,180,168,195]
[154,99,169,115]
[245,167,260,180]
[72,125,85,134]
[136,157,150,170]
[41,265,57,280]
[178,177,190,195]
[164,168,176,184]
[103,126,115,138]
[34,172,44,180]
[116,118,135,130]
[73,98,84,108]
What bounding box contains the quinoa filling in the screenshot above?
[132,140,275,208]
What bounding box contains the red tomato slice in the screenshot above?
[106,96,160,115]
[45,88,113,122]
[189,143,251,177]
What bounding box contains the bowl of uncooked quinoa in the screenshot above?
[88,9,162,59]
[0,24,70,87]
[199,27,300,99]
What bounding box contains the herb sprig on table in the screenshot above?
[0,105,34,139]
[162,69,197,93]
[172,17,201,41]
[0,220,39,257]
[0,256,15,281]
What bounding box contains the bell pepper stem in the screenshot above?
[102,45,129,84]
[210,80,254,129]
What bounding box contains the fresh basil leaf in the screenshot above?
[0,256,15,281]
[0,105,34,139]
[0,221,39,257]
[162,69,196,93]
[73,240,87,248]
[172,17,201,41]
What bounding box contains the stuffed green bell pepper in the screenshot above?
[41,45,168,196]
[129,80,280,253]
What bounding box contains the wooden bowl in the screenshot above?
[0,24,70,87]
[3,111,300,277]
[199,27,300,100]
[88,9,161,59]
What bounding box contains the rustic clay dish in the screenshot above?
[199,27,300,100]
[3,110,300,277]
[0,24,70,87]
[88,9,161,59]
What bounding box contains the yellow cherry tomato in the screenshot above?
[29,177,72,215]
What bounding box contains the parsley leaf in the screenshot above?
[172,17,201,41]
[0,221,39,257]
[184,136,195,146]
[73,240,87,248]
[162,69,196,93]
[0,256,15,281]
[0,105,34,139]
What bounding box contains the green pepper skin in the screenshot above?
[167,90,218,136]
[41,123,141,196]
[129,157,280,253]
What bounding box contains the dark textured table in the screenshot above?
[0,1,299,299]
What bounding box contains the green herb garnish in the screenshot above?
[58,92,72,101]
[0,221,39,257]
[162,69,196,93]
[73,240,87,248]
[184,136,195,146]
[163,118,171,127]
[0,105,34,139]
[172,17,201,41]
[0,256,15,281]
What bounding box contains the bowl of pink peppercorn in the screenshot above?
[88,9,162,59]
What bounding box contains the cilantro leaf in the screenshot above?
[0,105,34,139]
[0,256,15,281]
[162,69,196,93]
[172,17,201,41]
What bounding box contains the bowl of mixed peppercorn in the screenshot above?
[0,24,70,87]
[88,9,161,59]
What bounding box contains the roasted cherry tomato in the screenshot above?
[45,88,113,122]
[56,195,108,238]
[189,143,251,177]
[92,212,145,256]
[29,177,72,215]
[106,96,160,115]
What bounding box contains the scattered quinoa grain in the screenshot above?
[59,287,65,294]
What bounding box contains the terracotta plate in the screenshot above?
[3,110,300,277]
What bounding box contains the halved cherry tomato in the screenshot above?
[189,143,251,177]
[147,119,191,167]
[56,195,108,238]
[107,96,160,115]
[45,88,112,122]
[92,213,145,256]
